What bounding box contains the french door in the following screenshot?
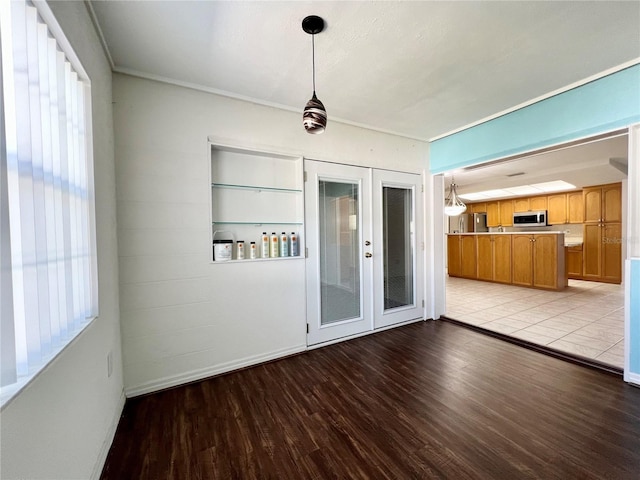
[305,160,423,345]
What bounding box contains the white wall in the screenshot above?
[0,2,124,479]
[112,74,429,395]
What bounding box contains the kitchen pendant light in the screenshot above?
[302,15,327,134]
[444,178,467,216]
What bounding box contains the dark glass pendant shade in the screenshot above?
[303,92,327,134]
[302,15,326,134]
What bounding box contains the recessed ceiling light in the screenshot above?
[459,181,576,201]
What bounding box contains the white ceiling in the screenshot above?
[450,134,629,196]
[88,0,640,142]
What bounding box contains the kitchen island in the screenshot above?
[447,232,567,291]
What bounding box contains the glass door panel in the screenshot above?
[319,180,360,325]
[383,186,414,310]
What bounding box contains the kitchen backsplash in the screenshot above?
[490,223,583,238]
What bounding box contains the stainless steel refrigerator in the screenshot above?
[448,213,488,233]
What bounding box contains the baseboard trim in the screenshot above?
[440,316,623,377]
[91,390,126,480]
[125,344,308,398]
[625,372,640,387]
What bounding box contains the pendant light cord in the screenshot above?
[311,34,316,94]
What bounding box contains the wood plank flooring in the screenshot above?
[101,321,640,479]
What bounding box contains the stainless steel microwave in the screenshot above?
[513,210,547,227]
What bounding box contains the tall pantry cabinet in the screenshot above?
[582,183,622,283]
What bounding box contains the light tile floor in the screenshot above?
[445,276,625,369]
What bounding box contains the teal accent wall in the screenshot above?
[631,259,640,374]
[430,64,640,174]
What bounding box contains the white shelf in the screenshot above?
[210,143,304,263]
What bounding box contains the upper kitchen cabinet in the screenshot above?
[567,191,584,223]
[547,193,567,225]
[470,202,487,214]
[486,202,500,227]
[584,183,622,224]
[529,196,548,211]
[499,200,514,227]
[513,198,529,213]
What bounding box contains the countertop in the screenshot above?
[447,232,584,247]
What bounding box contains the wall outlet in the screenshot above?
[107,351,113,378]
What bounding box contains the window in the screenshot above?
[1,0,97,407]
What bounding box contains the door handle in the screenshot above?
[365,241,371,246]
[365,252,372,258]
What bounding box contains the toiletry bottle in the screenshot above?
[249,241,257,259]
[261,232,269,258]
[270,232,279,258]
[280,232,288,257]
[290,232,299,257]
[236,241,244,260]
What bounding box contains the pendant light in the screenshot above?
[302,15,327,134]
[444,178,467,216]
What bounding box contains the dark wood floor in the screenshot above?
[101,321,640,479]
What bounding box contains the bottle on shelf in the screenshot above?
[236,241,245,260]
[270,232,279,258]
[249,241,257,259]
[261,232,269,258]
[290,232,299,257]
[280,232,288,257]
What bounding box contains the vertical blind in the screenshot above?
[1,0,97,398]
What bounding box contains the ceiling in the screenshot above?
[88,1,640,143]
[451,133,630,197]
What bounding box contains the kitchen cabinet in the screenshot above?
[583,223,622,283]
[448,234,477,279]
[567,191,584,223]
[460,235,477,279]
[547,194,567,225]
[477,235,512,283]
[566,245,583,279]
[582,183,621,283]
[529,196,548,211]
[512,234,564,290]
[584,183,621,224]
[499,200,514,227]
[448,233,564,290]
[513,198,529,213]
[486,202,500,227]
[470,202,487,213]
[210,143,304,262]
[447,234,462,277]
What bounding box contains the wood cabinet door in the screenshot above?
[582,224,602,279]
[493,235,512,284]
[460,235,477,279]
[499,200,514,227]
[547,194,567,225]
[513,198,529,212]
[471,202,487,213]
[567,192,584,223]
[512,235,533,286]
[566,247,583,278]
[529,196,548,211]
[476,235,493,281]
[447,235,461,277]
[486,202,500,227]
[602,184,622,223]
[532,235,557,289]
[602,223,622,283]
[583,187,602,223]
